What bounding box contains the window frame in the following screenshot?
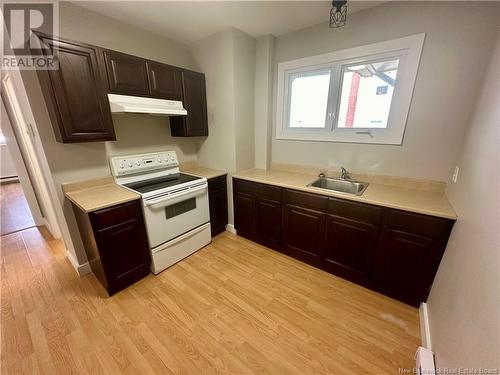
[276,33,425,145]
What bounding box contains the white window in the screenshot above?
[276,34,425,144]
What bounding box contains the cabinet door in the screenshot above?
[256,198,282,246]
[95,218,150,294]
[170,70,208,136]
[321,198,381,283]
[283,204,325,265]
[374,209,453,306]
[91,201,151,295]
[35,33,115,143]
[103,50,149,96]
[234,191,256,238]
[323,215,379,282]
[208,176,228,238]
[147,61,182,100]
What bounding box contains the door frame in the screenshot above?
[1,70,62,239]
[1,99,45,227]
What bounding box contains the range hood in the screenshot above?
[107,93,187,116]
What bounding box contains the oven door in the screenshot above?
[142,183,209,249]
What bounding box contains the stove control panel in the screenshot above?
[110,151,179,176]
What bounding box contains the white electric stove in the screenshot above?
[110,151,211,274]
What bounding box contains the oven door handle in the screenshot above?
[143,184,207,208]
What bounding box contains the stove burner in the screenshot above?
[124,173,202,194]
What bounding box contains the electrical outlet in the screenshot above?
[452,166,459,183]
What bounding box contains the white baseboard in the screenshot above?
[66,251,92,276]
[225,224,237,234]
[419,302,433,350]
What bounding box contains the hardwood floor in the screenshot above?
[1,227,420,374]
[0,182,35,236]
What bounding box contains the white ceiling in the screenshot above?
[76,1,385,45]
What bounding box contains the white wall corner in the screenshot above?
[225,224,237,235]
[66,251,92,276]
[419,302,433,350]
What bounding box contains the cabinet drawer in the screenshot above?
[91,200,142,230]
[233,179,282,202]
[208,175,227,192]
[285,189,328,212]
[386,209,453,238]
[233,178,255,194]
[328,198,382,224]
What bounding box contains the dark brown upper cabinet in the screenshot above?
[170,70,208,137]
[147,61,182,100]
[34,33,115,143]
[103,50,150,96]
[33,34,208,142]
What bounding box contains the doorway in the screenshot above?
[0,129,36,235]
[1,70,61,239]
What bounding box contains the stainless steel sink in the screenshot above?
[308,177,369,196]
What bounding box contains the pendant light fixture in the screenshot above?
[329,0,348,28]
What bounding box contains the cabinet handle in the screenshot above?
[151,70,158,90]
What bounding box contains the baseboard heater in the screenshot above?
[415,346,436,375]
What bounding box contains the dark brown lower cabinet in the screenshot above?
[234,191,256,238]
[208,175,228,237]
[232,177,455,307]
[72,199,151,295]
[283,190,327,265]
[373,209,454,305]
[233,179,282,249]
[256,198,282,247]
[322,198,382,285]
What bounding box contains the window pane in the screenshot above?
[337,58,399,129]
[288,69,330,128]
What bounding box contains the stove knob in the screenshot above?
[157,158,162,163]
[136,161,141,166]
[119,163,124,169]
[128,162,133,167]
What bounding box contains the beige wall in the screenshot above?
[269,1,500,181]
[233,30,256,172]
[190,28,255,224]
[427,32,500,369]
[254,35,275,169]
[190,30,236,172]
[190,30,237,225]
[20,2,200,264]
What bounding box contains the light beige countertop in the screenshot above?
[181,166,227,179]
[63,177,140,213]
[233,169,457,220]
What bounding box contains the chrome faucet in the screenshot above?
[340,167,351,180]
